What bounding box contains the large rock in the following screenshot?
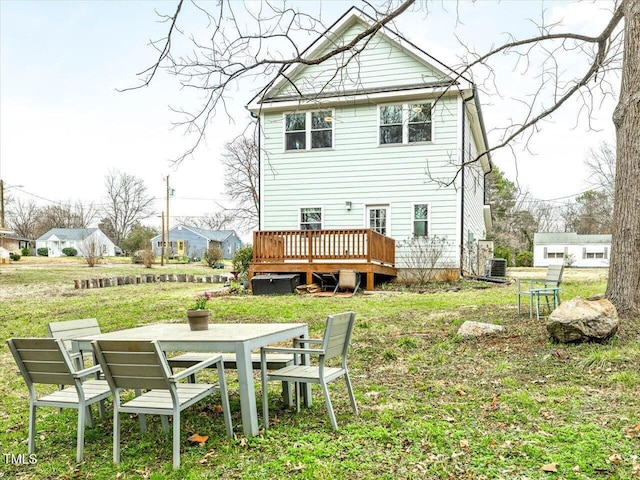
[546,295,619,343]
[457,321,503,338]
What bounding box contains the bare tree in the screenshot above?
[102,170,155,246]
[221,132,260,232]
[585,141,617,199]
[34,200,98,238]
[131,0,639,317]
[7,198,39,239]
[175,211,236,231]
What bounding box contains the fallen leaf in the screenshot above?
[608,452,622,464]
[459,439,469,449]
[625,423,640,438]
[187,433,209,445]
[541,462,558,472]
[212,404,223,413]
[572,465,580,472]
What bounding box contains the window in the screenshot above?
[367,206,388,236]
[585,252,605,259]
[379,105,403,144]
[300,207,322,230]
[547,252,564,259]
[311,112,332,148]
[379,103,432,144]
[285,111,333,151]
[285,113,306,150]
[408,104,432,142]
[413,204,429,236]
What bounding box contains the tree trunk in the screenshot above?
[607,0,640,318]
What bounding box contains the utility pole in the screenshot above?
[160,212,165,266]
[166,175,170,263]
[0,179,5,230]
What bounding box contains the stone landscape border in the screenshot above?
[73,273,231,289]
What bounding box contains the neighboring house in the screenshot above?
[247,7,492,287]
[36,228,116,257]
[533,232,611,268]
[0,230,32,254]
[150,225,243,260]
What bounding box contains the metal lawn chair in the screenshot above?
[517,264,564,318]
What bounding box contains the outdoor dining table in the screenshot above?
[74,322,310,437]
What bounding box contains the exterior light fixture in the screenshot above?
[345,201,352,211]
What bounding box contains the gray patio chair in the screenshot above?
[47,318,103,379]
[332,270,361,296]
[91,339,233,470]
[6,337,112,463]
[517,264,564,318]
[260,311,358,430]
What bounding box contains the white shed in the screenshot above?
[533,232,611,268]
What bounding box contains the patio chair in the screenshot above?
[91,339,233,470]
[261,311,358,430]
[517,264,564,318]
[47,318,102,371]
[332,270,361,296]
[6,337,112,463]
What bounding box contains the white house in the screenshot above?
[149,225,243,260]
[533,232,611,268]
[246,7,492,288]
[36,228,116,258]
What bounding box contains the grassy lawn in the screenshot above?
[0,259,638,479]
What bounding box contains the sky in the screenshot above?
[0,0,619,234]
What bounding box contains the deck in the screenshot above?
[249,229,397,291]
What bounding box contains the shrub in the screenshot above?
[62,247,78,257]
[232,245,253,278]
[493,246,512,266]
[37,248,48,257]
[21,247,30,256]
[515,250,533,267]
[203,245,224,268]
[397,235,450,284]
[9,253,20,261]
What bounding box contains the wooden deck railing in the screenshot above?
[252,229,395,266]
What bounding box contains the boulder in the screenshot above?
[457,321,503,338]
[546,295,619,344]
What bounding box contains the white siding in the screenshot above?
[261,94,463,266]
[461,107,488,274]
[273,21,450,98]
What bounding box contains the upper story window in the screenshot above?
[380,103,432,145]
[285,113,306,150]
[285,111,333,151]
[413,204,429,236]
[300,207,322,230]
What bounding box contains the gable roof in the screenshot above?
[37,228,98,242]
[247,6,473,111]
[152,225,240,243]
[181,226,239,243]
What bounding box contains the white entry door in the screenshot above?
[366,205,389,236]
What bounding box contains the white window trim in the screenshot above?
[364,204,391,236]
[378,102,434,146]
[411,202,431,237]
[299,206,324,230]
[284,110,335,152]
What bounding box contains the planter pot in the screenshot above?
[186,309,210,331]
